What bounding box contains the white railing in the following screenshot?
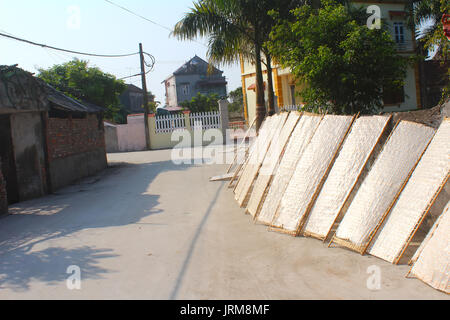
[190,111,221,130]
[155,114,186,133]
[279,104,303,112]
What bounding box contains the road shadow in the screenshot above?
[0,159,194,291]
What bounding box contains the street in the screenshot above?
[0,148,447,299]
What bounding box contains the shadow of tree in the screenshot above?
[0,159,195,291]
[0,246,117,291]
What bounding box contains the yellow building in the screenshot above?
[240,0,421,124]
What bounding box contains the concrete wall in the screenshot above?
[116,118,146,152]
[0,158,7,216]
[48,149,107,190]
[104,123,119,153]
[47,114,107,190]
[10,112,47,201]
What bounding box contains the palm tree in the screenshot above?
[172,0,305,131]
[406,0,449,58]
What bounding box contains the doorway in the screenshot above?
[0,114,19,204]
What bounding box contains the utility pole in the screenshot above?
[139,43,151,150]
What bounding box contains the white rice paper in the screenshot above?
[247,112,301,217]
[409,201,450,293]
[369,119,450,263]
[334,121,436,251]
[235,114,287,206]
[257,114,323,225]
[272,115,354,232]
[303,116,391,239]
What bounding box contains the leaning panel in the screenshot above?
[332,121,436,253]
[271,115,355,234]
[235,113,287,207]
[257,114,323,225]
[247,112,301,217]
[408,201,449,294]
[302,115,391,240]
[369,119,450,263]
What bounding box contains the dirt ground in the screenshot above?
[0,148,448,299]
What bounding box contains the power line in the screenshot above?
[104,0,173,33]
[0,31,139,58]
[103,0,208,48]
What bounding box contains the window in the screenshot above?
[383,85,405,105]
[290,85,296,105]
[181,84,190,96]
[393,22,405,44]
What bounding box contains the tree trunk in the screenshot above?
[266,54,275,116]
[255,43,266,132]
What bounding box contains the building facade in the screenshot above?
[240,0,421,125]
[163,55,227,107]
[0,65,107,215]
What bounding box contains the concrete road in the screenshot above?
[0,148,447,299]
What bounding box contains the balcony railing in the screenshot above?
[394,40,414,52]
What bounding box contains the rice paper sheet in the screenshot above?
[247,112,301,217]
[235,113,287,206]
[257,114,323,225]
[334,121,436,251]
[272,115,354,232]
[369,119,450,263]
[409,201,450,293]
[234,115,274,193]
[303,115,391,239]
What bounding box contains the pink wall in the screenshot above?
[117,115,146,152]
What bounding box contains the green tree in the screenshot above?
[268,1,408,114]
[407,0,449,102]
[38,58,128,123]
[172,0,305,130]
[179,92,220,113]
[228,86,244,114]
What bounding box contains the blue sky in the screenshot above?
[0,0,242,104]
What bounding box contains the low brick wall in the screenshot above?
[47,114,107,190]
[48,114,106,160]
[0,159,8,216]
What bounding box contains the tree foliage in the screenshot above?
[268,1,409,114]
[407,0,449,102]
[172,0,307,128]
[179,92,220,113]
[38,59,128,123]
[228,86,244,114]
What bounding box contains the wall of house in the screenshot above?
[104,123,119,153]
[174,74,227,105]
[47,114,107,190]
[0,159,7,216]
[165,75,178,107]
[10,112,47,201]
[115,115,147,152]
[354,1,419,111]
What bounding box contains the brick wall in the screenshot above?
[0,158,8,215]
[47,114,105,161]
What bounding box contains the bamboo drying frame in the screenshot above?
[309,115,393,242]
[226,117,257,174]
[235,113,288,207]
[328,120,436,255]
[294,114,358,236]
[268,114,355,235]
[248,112,302,218]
